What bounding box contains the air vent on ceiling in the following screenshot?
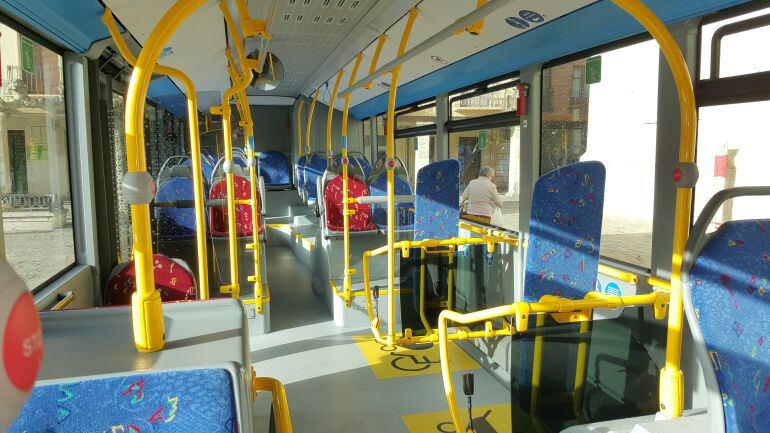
[350,0,359,8]
[303,0,311,5]
[325,16,334,24]
[337,17,346,25]
[322,0,331,6]
[296,14,303,22]
[336,0,345,7]
[283,14,291,21]
[288,0,296,4]
[313,15,321,23]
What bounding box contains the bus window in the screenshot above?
[0,23,76,290]
[449,77,521,232]
[541,40,659,269]
[695,7,770,231]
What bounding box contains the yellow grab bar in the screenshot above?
[252,374,294,433]
[325,70,343,158]
[341,53,364,306]
[305,89,320,154]
[124,0,211,352]
[296,99,305,159]
[364,34,388,90]
[611,0,696,418]
[103,9,210,301]
[597,264,640,284]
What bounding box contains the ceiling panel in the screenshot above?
[104,0,229,109]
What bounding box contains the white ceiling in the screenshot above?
[105,0,596,110]
[311,0,597,110]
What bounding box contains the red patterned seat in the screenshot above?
[323,175,377,232]
[104,254,196,306]
[209,175,263,237]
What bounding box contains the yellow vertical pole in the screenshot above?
[365,34,388,90]
[341,54,363,305]
[447,246,454,309]
[101,10,210,300]
[418,247,431,333]
[218,102,241,298]
[610,0,696,418]
[326,70,343,161]
[306,89,320,154]
[572,320,591,421]
[530,314,546,415]
[385,8,418,346]
[123,0,209,352]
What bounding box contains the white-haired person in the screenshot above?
[461,165,502,225]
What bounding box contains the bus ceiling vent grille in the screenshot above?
[303,0,311,5]
[288,0,296,5]
[283,14,291,21]
[325,16,334,24]
[337,17,346,25]
[313,15,321,23]
[336,0,345,8]
[350,0,359,8]
[322,0,331,7]
[296,14,304,22]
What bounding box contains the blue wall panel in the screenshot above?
[349,0,750,120]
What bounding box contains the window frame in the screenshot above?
[539,34,657,271]
[0,12,78,293]
[394,97,437,138]
[448,72,520,127]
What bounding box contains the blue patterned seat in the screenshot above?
[369,174,414,232]
[9,368,238,433]
[517,161,606,411]
[154,177,197,241]
[304,153,328,205]
[258,151,291,189]
[181,158,214,188]
[413,160,460,241]
[683,188,770,433]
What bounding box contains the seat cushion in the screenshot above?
[105,254,196,306]
[154,177,197,241]
[9,368,237,433]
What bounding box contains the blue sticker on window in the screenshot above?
[505,17,529,29]
[519,10,544,23]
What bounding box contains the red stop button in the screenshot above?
[3,292,42,391]
[672,167,683,183]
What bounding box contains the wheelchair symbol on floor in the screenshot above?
[390,352,440,372]
[436,409,496,433]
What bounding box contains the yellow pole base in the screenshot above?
[659,365,684,418]
[131,289,165,353]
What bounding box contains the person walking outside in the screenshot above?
[461,166,502,225]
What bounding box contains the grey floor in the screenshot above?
[250,246,511,433]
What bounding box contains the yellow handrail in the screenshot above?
[611,0,696,418]
[252,375,294,433]
[325,70,343,159]
[438,290,669,432]
[597,264,640,284]
[220,0,268,311]
[305,89,320,154]
[341,53,364,306]
[102,9,211,301]
[124,0,211,352]
[647,276,672,293]
[384,7,419,347]
[364,34,388,90]
[296,99,305,159]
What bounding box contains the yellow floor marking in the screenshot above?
[402,403,512,433]
[353,335,480,379]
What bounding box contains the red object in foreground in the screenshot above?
[105,254,196,306]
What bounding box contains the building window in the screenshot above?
[695,7,770,231]
[0,23,75,290]
[541,40,659,269]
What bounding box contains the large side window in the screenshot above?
[394,100,436,186]
[449,76,520,232]
[541,39,659,269]
[0,22,75,290]
[695,6,770,230]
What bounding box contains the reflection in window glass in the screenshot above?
[541,40,659,269]
[451,84,518,121]
[110,92,132,263]
[363,117,372,161]
[394,135,435,186]
[0,25,75,290]
[396,103,436,130]
[376,115,386,160]
[450,126,520,232]
[700,8,770,79]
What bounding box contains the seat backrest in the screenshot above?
[413,159,460,241]
[304,153,328,202]
[154,177,197,241]
[105,254,196,306]
[210,157,246,186]
[181,158,214,187]
[523,161,606,302]
[9,368,238,433]
[209,175,259,237]
[296,155,308,194]
[258,151,291,187]
[323,175,375,232]
[369,173,414,231]
[682,187,770,433]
